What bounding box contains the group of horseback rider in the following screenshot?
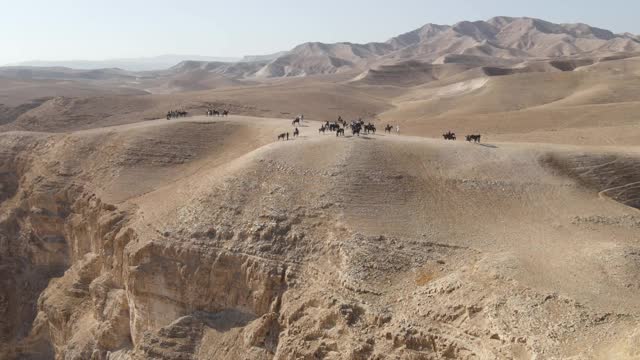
[288,116,480,143]
[166,110,188,120]
[206,109,229,117]
[319,119,379,137]
[443,131,482,143]
[163,109,480,143]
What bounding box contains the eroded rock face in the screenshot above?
[0,135,68,359]
[0,188,133,359]
[0,131,297,360]
[125,242,288,345]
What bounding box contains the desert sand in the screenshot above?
[1,16,640,360]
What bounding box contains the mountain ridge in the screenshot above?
[250,16,640,78]
[3,17,639,84]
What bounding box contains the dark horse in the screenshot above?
[351,123,361,136]
[292,117,300,126]
[277,133,288,141]
[293,128,300,137]
[319,126,326,134]
[465,134,481,143]
[336,128,345,137]
[443,131,456,140]
[385,124,393,133]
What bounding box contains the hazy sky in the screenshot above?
[3,0,640,65]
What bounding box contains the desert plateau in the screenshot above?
[1,15,640,360]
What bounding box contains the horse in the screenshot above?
[319,126,326,134]
[277,133,287,141]
[292,117,300,126]
[443,131,456,141]
[336,128,345,137]
[222,110,229,116]
[351,123,361,136]
[364,124,376,134]
[466,135,481,143]
[385,125,393,133]
[293,128,300,137]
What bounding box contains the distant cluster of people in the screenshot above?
[443,131,482,143]
[160,110,483,145]
[279,114,403,141]
[385,124,399,134]
[166,110,188,120]
[277,127,299,141]
[318,117,399,137]
[279,115,305,140]
[272,114,482,144]
[206,109,229,117]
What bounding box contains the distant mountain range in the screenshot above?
[249,16,640,78]
[3,17,640,83]
[158,17,640,80]
[8,54,241,71]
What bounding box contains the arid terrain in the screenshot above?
[1,16,640,360]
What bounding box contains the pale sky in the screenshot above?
[3,0,639,65]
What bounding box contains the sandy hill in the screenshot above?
[3,53,640,147]
[0,74,401,133]
[1,115,639,359]
[376,54,640,146]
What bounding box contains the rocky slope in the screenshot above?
[124,17,640,82]
[1,116,640,359]
[252,16,640,78]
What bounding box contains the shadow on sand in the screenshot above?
[344,135,376,140]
